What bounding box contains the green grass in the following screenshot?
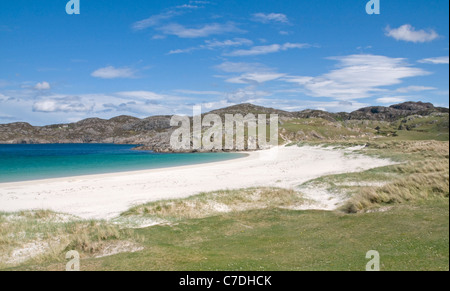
[280,118,382,142]
[388,130,449,141]
[8,199,448,271]
[280,114,449,143]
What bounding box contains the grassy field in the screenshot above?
[4,199,448,271]
[279,113,449,142]
[0,114,448,271]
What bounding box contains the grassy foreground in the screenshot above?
[4,199,448,271]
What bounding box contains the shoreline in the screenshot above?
[0,145,395,220]
[0,149,249,184]
[0,152,251,186]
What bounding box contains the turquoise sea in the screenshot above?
[0,144,244,183]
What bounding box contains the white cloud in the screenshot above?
[0,114,15,121]
[385,24,439,43]
[115,91,164,100]
[282,43,309,50]
[98,94,189,116]
[227,44,279,56]
[252,13,289,24]
[175,4,200,9]
[158,22,243,38]
[91,66,136,79]
[226,43,309,56]
[34,81,51,90]
[285,54,429,100]
[418,56,449,64]
[396,86,436,93]
[225,88,271,103]
[168,48,195,55]
[226,72,285,84]
[205,38,253,48]
[242,98,370,113]
[168,38,253,54]
[133,11,179,31]
[190,1,210,4]
[32,97,94,113]
[132,4,200,31]
[28,91,188,118]
[376,97,407,104]
[0,90,194,124]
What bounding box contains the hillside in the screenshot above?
[0,101,448,151]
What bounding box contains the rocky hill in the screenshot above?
[345,101,449,121]
[209,103,291,117]
[208,101,449,122]
[0,101,448,151]
[0,115,173,148]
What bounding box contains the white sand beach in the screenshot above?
[0,145,394,219]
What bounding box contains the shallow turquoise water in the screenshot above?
[0,144,244,183]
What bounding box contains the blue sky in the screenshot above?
[0,0,448,125]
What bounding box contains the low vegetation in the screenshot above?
[279,112,449,142]
[292,140,449,213]
[344,141,448,212]
[6,201,449,271]
[0,211,141,269]
[122,187,304,222]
